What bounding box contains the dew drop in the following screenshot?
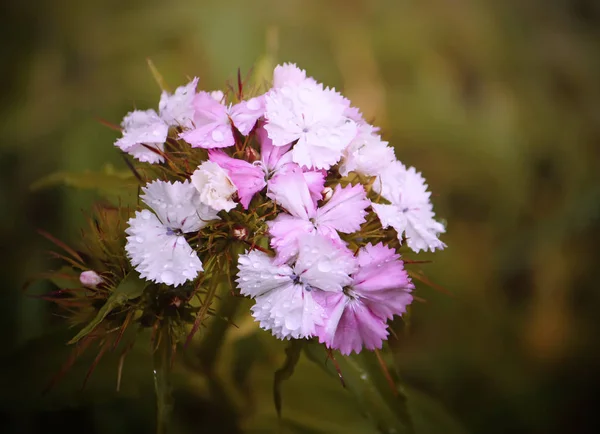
[160,270,175,285]
[135,236,144,243]
[141,210,152,220]
[176,237,187,246]
[212,130,224,142]
[317,261,332,273]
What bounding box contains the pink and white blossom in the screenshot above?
[267,167,369,263]
[180,92,264,148]
[314,243,414,355]
[236,234,355,339]
[373,162,446,253]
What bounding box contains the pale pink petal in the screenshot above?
[295,234,355,292]
[267,214,315,264]
[302,170,326,203]
[267,166,316,219]
[314,293,389,355]
[352,243,414,320]
[257,123,293,171]
[230,95,265,135]
[179,92,234,148]
[273,63,316,88]
[315,183,369,233]
[209,150,266,208]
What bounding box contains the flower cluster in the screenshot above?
[113,63,446,355]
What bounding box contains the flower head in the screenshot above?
[115,110,168,164]
[264,75,357,169]
[372,162,446,253]
[267,167,369,262]
[315,243,414,355]
[125,180,217,286]
[191,161,238,212]
[236,234,355,339]
[180,92,264,149]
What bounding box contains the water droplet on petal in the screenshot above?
[161,270,175,285]
[212,130,224,142]
[141,210,152,220]
[135,236,144,243]
[176,237,187,246]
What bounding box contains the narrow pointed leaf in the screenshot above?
[68,272,146,344]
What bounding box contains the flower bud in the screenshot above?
[232,225,248,241]
[322,186,333,202]
[80,270,104,288]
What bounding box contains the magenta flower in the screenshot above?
[267,167,369,263]
[179,92,264,149]
[314,243,414,355]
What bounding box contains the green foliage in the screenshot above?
[68,271,146,344]
[30,164,139,195]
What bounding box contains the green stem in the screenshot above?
[153,331,174,434]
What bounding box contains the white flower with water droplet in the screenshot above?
[372,162,446,253]
[191,161,238,212]
[236,234,356,339]
[264,67,357,170]
[339,123,396,177]
[125,180,219,286]
[158,77,198,129]
[114,109,168,164]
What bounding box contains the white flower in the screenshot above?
[115,109,168,164]
[339,123,397,177]
[264,68,357,170]
[191,161,238,212]
[236,234,356,339]
[372,162,446,253]
[125,180,219,286]
[159,77,198,129]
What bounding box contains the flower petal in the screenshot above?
[125,210,203,287]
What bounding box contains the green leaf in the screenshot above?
[30,164,138,194]
[68,272,146,344]
[304,342,414,434]
[273,339,304,418]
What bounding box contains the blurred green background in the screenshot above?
[2,0,600,432]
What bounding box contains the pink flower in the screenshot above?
[314,243,414,355]
[179,92,264,149]
[208,150,266,209]
[267,167,369,263]
[207,124,325,209]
